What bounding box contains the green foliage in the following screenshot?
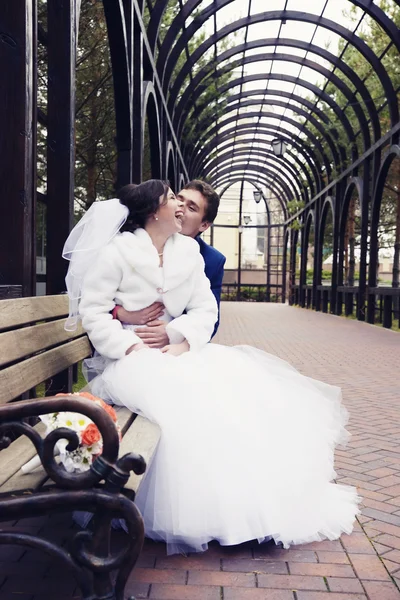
[173,27,237,148]
[36,0,235,221]
[221,287,277,302]
[292,1,400,286]
[74,0,117,210]
[286,199,305,230]
[37,0,117,211]
[295,269,359,283]
[294,1,400,177]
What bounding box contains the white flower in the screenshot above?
[39,405,118,474]
[57,412,93,433]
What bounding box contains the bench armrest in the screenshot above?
[0,395,146,492]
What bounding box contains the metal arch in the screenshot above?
[369,144,400,288]
[147,0,234,68]
[155,1,399,109]
[188,88,340,149]
[212,168,293,202]
[291,226,301,269]
[176,72,358,159]
[152,0,400,73]
[102,0,133,187]
[211,166,294,207]
[289,227,300,293]
[205,149,309,202]
[216,177,279,231]
[192,125,323,194]
[146,0,169,56]
[305,209,316,231]
[136,0,145,14]
[205,152,307,203]
[317,196,336,286]
[217,177,267,203]
[196,122,331,198]
[301,209,316,293]
[217,178,276,235]
[302,209,316,288]
[165,141,177,189]
[193,98,343,170]
[340,176,364,234]
[320,196,336,232]
[181,52,371,155]
[194,141,320,205]
[202,145,314,199]
[155,0,233,82]
[214,173,289,205]
[209,160,302,204]
[216,182,285,224]
[193,87,328,129]
[160,9,398,127]
[351,0,400,55]
[336,176,364,290]
[142,80,162,178]
[214,175,288,221]
[173,38,379,145]
[190,119,327,185]
[217,178,262,201]
[178,173,186,190]
[191,109,333,175]
[371,144,400,227]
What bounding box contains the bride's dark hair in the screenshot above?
[117,179,170,232]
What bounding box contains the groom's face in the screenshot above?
[177,189,210,238]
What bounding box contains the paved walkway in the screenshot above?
[1,303,400,599]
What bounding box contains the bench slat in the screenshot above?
[0,422,47,488]
[0,337,91,404]
[0,405,136,493]
[118,416,161,493]
[0,295,69,331]
[0,319,84,367]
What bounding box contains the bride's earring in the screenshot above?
[154,216,159,221]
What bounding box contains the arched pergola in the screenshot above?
[1,0,399,327]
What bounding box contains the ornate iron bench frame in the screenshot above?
[0,295,160,600]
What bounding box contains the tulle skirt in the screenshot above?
[93,344,360,555]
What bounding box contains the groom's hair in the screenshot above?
[183,180,220,223]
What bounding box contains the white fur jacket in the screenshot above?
[79,228,218,360]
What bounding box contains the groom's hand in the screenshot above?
[136,319,169,348]
[116,302,164,325]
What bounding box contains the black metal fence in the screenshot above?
[291,284,400,330]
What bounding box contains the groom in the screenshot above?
[113,180,226,347]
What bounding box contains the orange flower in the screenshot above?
[74,391,99,402]
[56,392,118,422]
[81,423,101,446]
[102,402,118,423]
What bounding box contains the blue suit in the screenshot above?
[196,236,226,336]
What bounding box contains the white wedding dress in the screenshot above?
[90,312,360,556]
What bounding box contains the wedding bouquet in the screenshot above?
[21,392,121,474]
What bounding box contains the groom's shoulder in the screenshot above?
[197,236,225,265]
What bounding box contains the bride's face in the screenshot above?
[155,188,184,235]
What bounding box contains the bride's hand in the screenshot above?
[125,342,149,355]
[160,341,190,356]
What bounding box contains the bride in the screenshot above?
[65,179,360,555]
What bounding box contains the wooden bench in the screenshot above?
[0,295,161,600]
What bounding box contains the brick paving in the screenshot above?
[1,302,400,599]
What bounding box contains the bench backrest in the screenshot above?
[0,295,91,404]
